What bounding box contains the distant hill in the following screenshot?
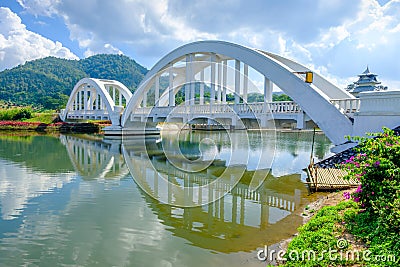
[0,54,148,110]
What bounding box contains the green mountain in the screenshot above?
[0,54,148,110]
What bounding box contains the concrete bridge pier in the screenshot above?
[259,114,275,129]
[296,111,306,129]
[104,120,160,138]
[109,105,124,126]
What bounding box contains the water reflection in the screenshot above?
[61,135,129,180]
[0,131,332,266]
[63,132,320,251]
[0,135,75,220]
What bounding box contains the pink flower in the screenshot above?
[355,185,362,193]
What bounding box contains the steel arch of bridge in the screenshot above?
[122,40,354,145]
[61,78,132,125]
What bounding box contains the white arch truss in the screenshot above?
[61,78,132,125]
[122,40,355,145]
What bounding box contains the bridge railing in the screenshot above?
[70,99,361,121]
[232,102,301,114]
[268,101,301,113]
[330,98,360,114]
[66,109,110,120]
[133,106,153,114]
[67,110,109,115]
[133,101,302,116]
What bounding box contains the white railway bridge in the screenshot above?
[61,40,400,148]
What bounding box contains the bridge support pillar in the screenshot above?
[260,115,274,129]
[210,54,216,105]
[296,111,306,129]
[110,105,124,127]
[231,117,237,128]
[217,60,222,103]
[142,92,147,107]
[168,65,175,107]
[155,75,160,106]
[243,64,248,103]
[235,59,240,104]
[264,77,273,103]
[200,70,205,105]
[185,54,192,106]
[230,116,246,130]
[222,60,227,104]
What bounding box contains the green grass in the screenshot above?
[0,106,58,124]
[278,201,361,267]
[345,209,400,266]
[24,112,57,124]
[276,199,399,266]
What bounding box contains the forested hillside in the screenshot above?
[0,54,147,110]
[0,54,292,110]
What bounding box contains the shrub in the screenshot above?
[0,107,33,121]
[341,127,400,264]
[283,201,359,266]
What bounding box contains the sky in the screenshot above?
[0,0,399,89]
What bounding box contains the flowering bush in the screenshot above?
[342,128,399,217]
[0,121,40,126]
[341,127,400,263]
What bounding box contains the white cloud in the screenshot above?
[0,7,78,70]
[16,0,60,17]
[299,0,400,88]
[14,0,361,63]
[9,0,400,90]
[84,43,123,58]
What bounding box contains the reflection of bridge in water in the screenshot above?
[61,135,129,180]
[128,153,303,251]
[61,134,309,252]
[131,153,299,212]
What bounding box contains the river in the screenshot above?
[0,130,332,266]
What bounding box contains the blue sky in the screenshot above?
[0,0,399,89]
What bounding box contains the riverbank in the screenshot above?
[0,108,107,134]
[0,121,102,133]
[278,189,356,246]
[252,189,361,266]
[272,128,400,266]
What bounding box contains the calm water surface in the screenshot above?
[0,131,332,266]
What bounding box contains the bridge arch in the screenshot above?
[61,78,132,125]
[122,41,354,145]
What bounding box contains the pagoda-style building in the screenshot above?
[346,66,388,97]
